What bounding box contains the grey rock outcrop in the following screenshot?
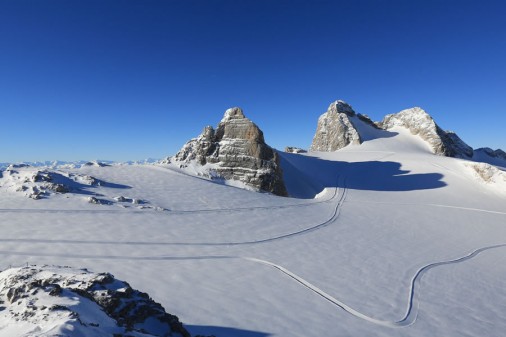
[284,147,307,154]
[0,265,190,337]
[379,107,473,158]
[310,100,362,151]
[166,107,287,196]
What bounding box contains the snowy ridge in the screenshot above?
[379,107,473,158]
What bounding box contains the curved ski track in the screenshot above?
[1,244,505,328]
[0,177,346,247]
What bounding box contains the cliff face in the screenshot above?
[310,100,361,152]
[168,107,287,196]
[379,107,473,158]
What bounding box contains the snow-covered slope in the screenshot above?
[1,127,505,337]
[0,265,189,337]
[379,107,474,158]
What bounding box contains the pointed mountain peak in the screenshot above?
[310,99,366,152]
[327,100,356,117]
[166,107,287,196]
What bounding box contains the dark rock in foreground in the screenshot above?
[0,265,191,337]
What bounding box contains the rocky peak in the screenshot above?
[328,100,356,117]
[310,100,361,152]
[215,108,265,144]
[165,107,287,196]
[221,107,246,121]
[379,107,473,158]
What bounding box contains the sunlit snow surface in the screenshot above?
[1,128,506,337]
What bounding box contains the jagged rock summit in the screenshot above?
[311,100,474,159]
[379,107,473,158]
[166,107,287,196]
[0,265,190,337]
[310,100,362,151]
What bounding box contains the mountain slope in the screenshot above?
[1,129,506,337]
[379,107,474,158]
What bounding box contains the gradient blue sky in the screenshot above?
[1,0,505,162]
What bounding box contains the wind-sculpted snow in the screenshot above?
[0,165,170,211]
[464,162,506,194]
[0,265,190,337]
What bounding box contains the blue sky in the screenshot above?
[1,0,505,162]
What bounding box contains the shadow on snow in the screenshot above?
[279,152,446,199]
[186,325,271,337]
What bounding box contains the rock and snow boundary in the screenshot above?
[0,265,191,337]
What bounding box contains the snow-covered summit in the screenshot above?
[309,101,484,160]
[221,106,246,122]
[379,107,473,158]
[0,265,190,337]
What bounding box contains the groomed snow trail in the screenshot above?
[1,244,505,328]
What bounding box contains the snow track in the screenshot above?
[346,200,506,215]
[0,179,346,247]
[0,184,336,215]
[1,244,505,328]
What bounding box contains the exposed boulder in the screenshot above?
[310,100,362,151]
[379,107,473,158]
[165,107,287,196]
[0,265,190,337]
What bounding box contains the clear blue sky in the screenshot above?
[1,0,505,162]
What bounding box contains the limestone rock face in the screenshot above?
[379,107,473,158]
[167,107,287,196]
[310,100,361,151]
